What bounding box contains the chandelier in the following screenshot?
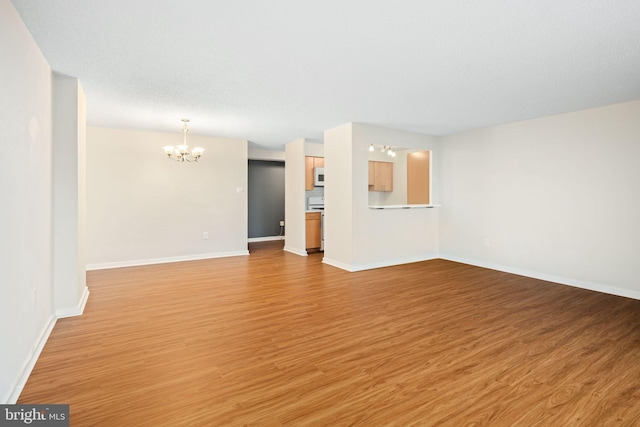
[163,119,204,162]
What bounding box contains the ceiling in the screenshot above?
[11,0,640,150]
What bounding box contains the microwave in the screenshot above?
[314,167,325,187]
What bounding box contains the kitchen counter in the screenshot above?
[368,204,441,209]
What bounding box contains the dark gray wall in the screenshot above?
[248,160,285,238]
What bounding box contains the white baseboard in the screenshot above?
[439,254,640,301]
[6,316,57,404]
[321,257,354,271]
[86,250,250,271]
[248,236,284,242]
[283,246,308,257]
[56,286,90,319]
[323,254,439,272]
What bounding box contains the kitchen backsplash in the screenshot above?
[305,186,324,199]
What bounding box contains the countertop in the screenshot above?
[368,204,441,209]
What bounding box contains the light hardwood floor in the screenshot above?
[19,241,640,426]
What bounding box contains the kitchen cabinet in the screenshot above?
[305,156,325,190]
[305,212,322,249]
[407,150,430,204]
[368,161,393,192]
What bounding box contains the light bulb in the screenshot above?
[369,144,374,152]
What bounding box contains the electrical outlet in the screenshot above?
[203,232,209,240]
[279,220,285,227]
[484,237,491,247]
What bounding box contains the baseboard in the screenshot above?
[248,236,285,242]
[439,254,640,301]
[283,246,308,257]
[323,254,439,272]
[321,257,354,271]
[86,250,250,271]
[56,286,90,319]
[5,316,57,404]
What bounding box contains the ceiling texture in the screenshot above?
[11,0,640,150]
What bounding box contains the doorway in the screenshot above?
[248,160,285,239]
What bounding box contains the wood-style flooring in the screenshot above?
[18,241,640,426]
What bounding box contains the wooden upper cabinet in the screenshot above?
[368,161,393,192]
[305,157,314,190]
[407,151,430,204]
[305,156,324,190]
[368,161,375,186]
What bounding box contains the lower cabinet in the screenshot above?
[305,212,321,249]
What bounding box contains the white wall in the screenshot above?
[0,0,56,403]
[439,100,640,298]
[323,123,440,271]
[86,127,249,268]
[353,124,440,269]
[283,138,307,256]
[305,141,325,157]
[323,124,355,267]
[248,146,285,161]
[283,139,326,256]
[52,74,89,317]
